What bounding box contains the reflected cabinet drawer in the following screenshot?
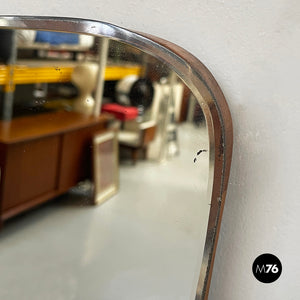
[1,135,60,210]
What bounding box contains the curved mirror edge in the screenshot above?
[0,15,233,300]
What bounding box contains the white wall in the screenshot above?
[2,1,299,299]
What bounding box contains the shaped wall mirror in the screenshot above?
[0,16,232,300]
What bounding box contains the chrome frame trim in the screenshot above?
[0,16,230,300]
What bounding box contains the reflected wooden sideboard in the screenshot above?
[0,111,113,225]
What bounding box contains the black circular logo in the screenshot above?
[252,253,282,283]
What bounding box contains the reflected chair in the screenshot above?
[118,120,156,164]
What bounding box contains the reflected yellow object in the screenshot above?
[105,66,142,80]
[0,64,142,91]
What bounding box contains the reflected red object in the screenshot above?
[102,103,138,121]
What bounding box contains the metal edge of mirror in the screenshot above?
[0,15,233,300]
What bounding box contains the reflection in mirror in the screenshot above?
[0,28,211,300]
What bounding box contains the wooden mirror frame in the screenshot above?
[0,16,233,300]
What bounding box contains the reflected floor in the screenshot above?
[0,123,210,300]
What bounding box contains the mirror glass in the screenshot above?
[0,28,211,300]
